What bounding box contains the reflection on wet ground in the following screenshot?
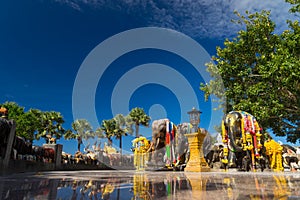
[1,170,300,200]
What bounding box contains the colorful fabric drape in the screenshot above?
[165,120,176,166]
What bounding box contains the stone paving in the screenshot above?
[1,169,300,199]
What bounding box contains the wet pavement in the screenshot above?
[1,169,300,200]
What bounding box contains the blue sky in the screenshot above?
[0,0,297,154]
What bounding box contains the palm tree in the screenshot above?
[113,114,134,156]
[63,128,77,148]
[129,107,151,137]
[94,127,105,151]
[100,119,116,146]
[35,111,65,143]
[66,119,93,152]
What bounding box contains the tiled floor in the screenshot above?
[1,170,300,199]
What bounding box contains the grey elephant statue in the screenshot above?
[177,123,212,157]
[150,119,176,168]
[175,123,191,168]
[149,119,191,170]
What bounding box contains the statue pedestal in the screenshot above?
[43,144,63,168]
[184,129,210,172]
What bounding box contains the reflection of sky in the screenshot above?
[56,186,75,199]
[0,1,298,154]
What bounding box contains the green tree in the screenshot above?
[1,101,25,135]
[35,111,65,143]
[286,0,300,13]
[1,101,24,121]
[18,110,40,141]
[129,107,151,138]
[201,7,300,142]
[1,102,40,141]
[65,119,93,152]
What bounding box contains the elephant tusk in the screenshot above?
[155,138,160,148]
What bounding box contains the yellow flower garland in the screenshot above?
[132,136,151,170]
[264,139,283,171]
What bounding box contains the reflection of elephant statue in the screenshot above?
[221,111,266,171]
[150,174,192,199]
[131,173,192,199]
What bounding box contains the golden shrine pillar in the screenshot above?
[184,128,210,172]
[184,107,210,172]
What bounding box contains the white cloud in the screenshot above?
[53,0,82,10]
[53,0,297,39]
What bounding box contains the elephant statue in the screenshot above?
[151,119,169,154]
[176,123,212,166]
[175,123,191,167]
[221,111,266,171]
[201,128,213,158]
[150,119,177,168]
[149,119,211,171]
[149,119,191,170]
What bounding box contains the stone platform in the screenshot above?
[1,169,300,199]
